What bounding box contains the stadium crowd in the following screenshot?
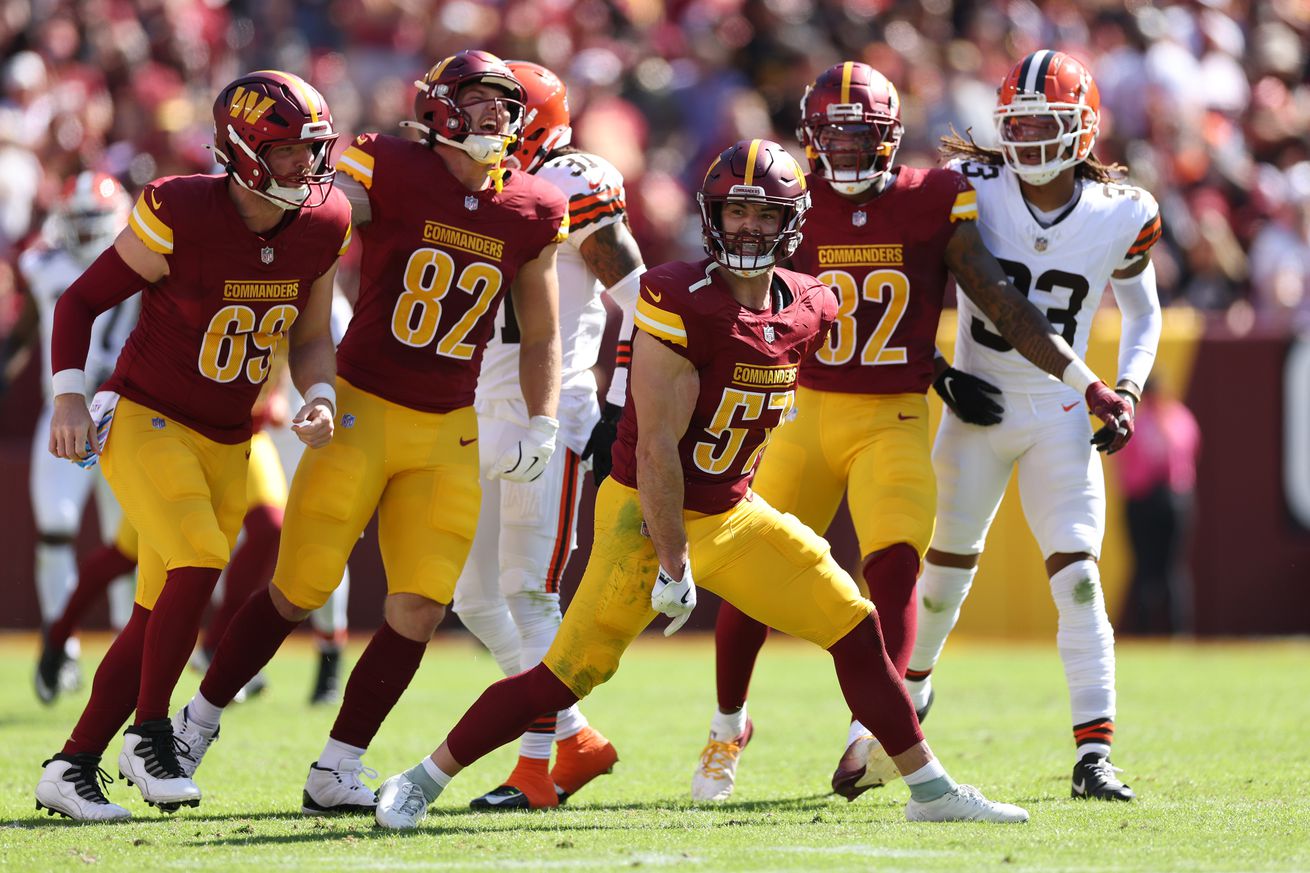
[2,0,1309,344]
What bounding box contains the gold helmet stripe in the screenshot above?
[841,61,854,104]
[251,70,320,122]
[743,139,763,186]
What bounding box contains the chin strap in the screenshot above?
[487,165,508,193]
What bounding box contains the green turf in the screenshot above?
[1,632,1307,872]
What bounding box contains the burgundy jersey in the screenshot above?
[335,133,569,412]
[790,166,977,395]
[108,174,351,443]
[610,260,837,514]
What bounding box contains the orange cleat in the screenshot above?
[550,726,619,802]
[469,756,559,810]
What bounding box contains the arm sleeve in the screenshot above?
[337,135,379,224]
[1111,261,1162,391]
[51,246,148,377]
[604,265,643,406]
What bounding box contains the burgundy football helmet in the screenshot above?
[212,70,338,210]
[406,50,525,165]
[698,139,810,277]
[796,62,903,194]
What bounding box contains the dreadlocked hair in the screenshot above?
[938,126,1127,183]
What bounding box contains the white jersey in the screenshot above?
[18,244,139,403]
[476,151,629,405]
[949,160,1159,395]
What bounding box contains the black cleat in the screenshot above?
[35,635,69,705]
[470,785,537,810]
[915,686,935,724]
[309,646,342,705]
[1072,753,1135,801]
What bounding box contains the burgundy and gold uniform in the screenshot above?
[272,133,569,610]
[106,175,350,607]
[545,259,876,698]
[752,167,977,558]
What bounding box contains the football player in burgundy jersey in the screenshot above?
[700,62,1135,802]
[371,139,1029,830]
[169,50,568,816]
[36,70,349,822]
[454,60,645,811]
[909,50,1159,801]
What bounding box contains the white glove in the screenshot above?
[488,415,558,483]
[651,563,697,637]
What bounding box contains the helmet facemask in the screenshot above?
[806,116,901,195]
[217,121,338,210]
[994,99,1097,186]
[699,186,809,278]
[408,78,525,166]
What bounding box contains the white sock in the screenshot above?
[35,541,77,624]
[904,676,932,713]
[903,758,957,802]
[847,719,872,746]
[1078,742,1111,761]
[187,691,223,731]
[405,756,454,804]
[520,724,554,760]
[710,705,747,742]
[318,737,367,771]
[555,703,589,741]
[909,562,978,676]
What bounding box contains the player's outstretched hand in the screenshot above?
[582,402,623,485]
[490,415,559,483]
[49,393,96,463]
[1086,382,1135,455]
[291,400,335,449]
[933,366,1004,426]
[651,563,697,637]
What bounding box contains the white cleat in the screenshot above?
[831,733,901,801]
[170,705,219,778]
[691,719,753,802]
[302,757,378,815]
[35,754,131,822]
[375,773,429,830]
[905,784,1029,823]
[118,721,202,811]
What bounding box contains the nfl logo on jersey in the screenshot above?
[763,325,776,343]
[852,210,867,227]
[464,195,479,211]
[261,246,275,264]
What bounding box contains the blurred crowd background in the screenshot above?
[3,0,1310,339]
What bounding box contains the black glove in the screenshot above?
[582,402,624,485]
[933,366,1004,426]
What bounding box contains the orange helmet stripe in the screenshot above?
[743,139,762,186]
[840,61,854,104]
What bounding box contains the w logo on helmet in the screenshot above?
[228,87,276,124]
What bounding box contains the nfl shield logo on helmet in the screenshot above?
[260,246,275,264]
[464,195,479,211]
[763,325,776,343]
[852,210,867,227]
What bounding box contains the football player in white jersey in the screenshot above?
[11,172,139,702]
[908,50,1161,801]
[448,61,644,810]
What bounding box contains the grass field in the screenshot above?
[1,632,1308,872]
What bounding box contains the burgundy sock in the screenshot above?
[202,505,282,653]
[329,622,427,749]
[47,545,137,651]
[861,543,921,677]
[446,663,579,766]
[135,567,222,722]
[199,587,301,706]
[828,615,924,757]
[715,600,769,711]
[63,604,150,756]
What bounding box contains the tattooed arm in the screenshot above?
[944,220,1084,380]
[579,219,645,287]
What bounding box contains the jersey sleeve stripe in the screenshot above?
[338,147,374,189]
[129,194,173,254]
[569,187,624,210]
[570,202,626,228]
[1126,225,1162,256]
[949,189,978,222]
[1133,214,1162,244]
[553,211,570,243]
[337,222,353,256]
[635,297,687,346]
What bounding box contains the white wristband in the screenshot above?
[51,368,86,397]
[304,381,336,411]
[1060,359,1098,394]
